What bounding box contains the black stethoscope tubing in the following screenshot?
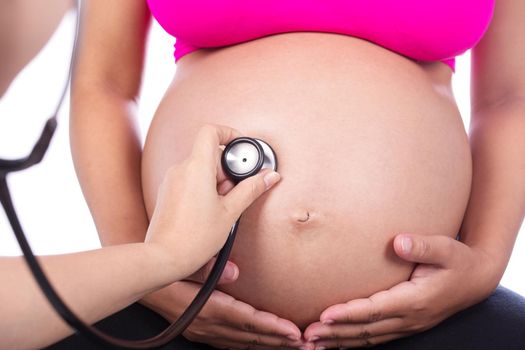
[0,174,240,349]
[0,2,275,348]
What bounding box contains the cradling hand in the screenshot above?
[303,233,501,349]
[142,277,305,350]
[142,124,305,349]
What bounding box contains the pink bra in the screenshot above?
[146,0,496,73]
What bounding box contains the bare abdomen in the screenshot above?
[142,32,472,329]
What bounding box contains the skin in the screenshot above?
[70,1,525,350]
[141,32,471,332]
[302,0,525,348]
[0,124,281,349]
[0,0,73,96]
[0,10,280,345]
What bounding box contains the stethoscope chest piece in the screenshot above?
[222,137,278,183]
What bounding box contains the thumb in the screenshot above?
[393,233,458,267]
[222,169,281,218]
[185,259,239,284]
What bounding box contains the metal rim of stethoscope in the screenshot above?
[221,137,278,183]
[0,2,276,349]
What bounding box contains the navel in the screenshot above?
[290,209,313,224]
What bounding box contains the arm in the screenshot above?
[0,244,170,349]
[70,0,150,246]
[303,1,525,348]
[1,124,280,350]
[462,0,525,280]
[70,0,210,323]
[0,0,72,96]
[71,2,304,348]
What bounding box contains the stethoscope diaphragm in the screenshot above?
[222,137,278,183]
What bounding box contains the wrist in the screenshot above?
[144,242,181,283]
[460,229,513,278]
[470,244,507,294]
[139,288,175,322]
[139,283,187,323]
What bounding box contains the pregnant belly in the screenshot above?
[141,32,472,329]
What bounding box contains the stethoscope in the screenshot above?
[0,2,278,349]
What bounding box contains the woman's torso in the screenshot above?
[141,32,472,329]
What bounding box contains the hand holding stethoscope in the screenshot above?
[0,123,280,349]
[1,1,281,346]
[145,125,281,283]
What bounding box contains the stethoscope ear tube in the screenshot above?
[0,117,57,174]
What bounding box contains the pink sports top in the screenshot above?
[146,0,496,73]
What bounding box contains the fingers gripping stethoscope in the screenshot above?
[0,134,278,349]
[0,2,278,349]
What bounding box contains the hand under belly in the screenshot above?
[141,32,472,330]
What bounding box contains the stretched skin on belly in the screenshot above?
[141,33,472,329]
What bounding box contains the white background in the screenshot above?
[1,12,524,296]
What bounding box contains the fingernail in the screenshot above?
[401,236,412,254]
[223,263,238,280]
[287,334,300,341]
[308,336,320,342]
[316,347,326,350]
[263,171,280,189]
[321,319,334,325]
